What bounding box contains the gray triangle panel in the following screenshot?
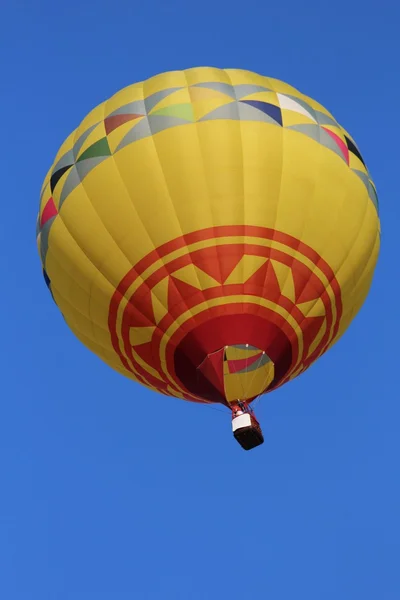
[115,118,153,151]
[147,114,194,135]
[144,87,183,113]
[233,84,271,99]
[353,170,378,210]
[40,216,57,265]
[39,182,50,204]
[367,181,379,211]
[107,99,146,117]
[314,110,340,128]
[287,123,321,143]
[58,166,81,208]
[199,102,239,121]
[354,169,370,188]
[75,156,110,181]
[52,149,75,173]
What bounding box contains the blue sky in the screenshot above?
[1,1,399,598]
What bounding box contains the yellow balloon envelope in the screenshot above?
[36,67,380,407]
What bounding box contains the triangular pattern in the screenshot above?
[292,262,326,303]
[296,297,325,318]
[276,93,316,121]
[189,246,242,284]
[270,260,296,301]
[344,135,366,166]
[172,263,219,290]
[124,301,154,329]
[151,295,168,325]
[39,217,57,265]
[149,88,192,112]
[199,102,239,121]
[218,247,244,283]
[58,166,81,208]
[263,260,283,301]
[306,320,327,358]
[115,118,152,151]
[318,127,348,163]
[234,84,270,98]
[129,326,156,346]
[348,152,366,173]
[225,255,268,285]
[237,101,280,125]
[108,99,146,117]
[285,95,318,122]
[148,114,194,135]
[259,260,282,301]
[302,316,326,356]
[75,123,106,159]
[169,276,200,306]
[72,123,100,159]
[106,119,145,153]
[75,156,109,182]
[240,100,282,126]
[52,149,75,174]
[132,341,159,372]
[287,123,321,143]
[151,278,169,319]
[313,109,340,128]
[77,137,111,162]
[244,258,270,289]
[130,286,155,324]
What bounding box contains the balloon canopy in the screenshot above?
[36,67,380,407]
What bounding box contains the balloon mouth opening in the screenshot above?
[173,313,292,404]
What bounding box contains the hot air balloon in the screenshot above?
[36,67,380,450]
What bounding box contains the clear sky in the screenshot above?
[1,1,399,598]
